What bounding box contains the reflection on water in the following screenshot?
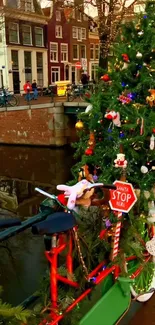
[0,145,75,305]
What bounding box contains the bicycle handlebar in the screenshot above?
[35,182,116,211]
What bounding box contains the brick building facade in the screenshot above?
[44,4,70,84]
[0,0,48,93]
[45,3,91,84]
[66,7,89,83]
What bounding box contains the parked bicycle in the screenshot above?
[66,84,92,102]
[0,88,19,107]
[42,85,57,102]
[31,180,155,325]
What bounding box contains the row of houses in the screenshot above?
[0,0,144,93]
[0,0,100,93]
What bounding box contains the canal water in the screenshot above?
[0,145,75,306]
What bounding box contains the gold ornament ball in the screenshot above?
[115,64,120,71]
[75,120,84,130]
[135,24,140,30]
[88,140,94,146]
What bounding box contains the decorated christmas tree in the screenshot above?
[73,1,155,198]
[68,0,155,309]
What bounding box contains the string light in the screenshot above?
[73,228,88,277]
[102,265,107,270]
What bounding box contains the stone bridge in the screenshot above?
[0,102,88,146]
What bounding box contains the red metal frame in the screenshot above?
[37,219,154,325]
[39,254,149,325]
[38,264,116,325]
[39,234,151,325]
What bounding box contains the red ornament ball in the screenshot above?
[152,128,155,134]
[85,92,91,98]
[101,74,110,82]
[85,148,94,156]
[122,53,129,62]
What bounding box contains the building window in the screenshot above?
[81,28,86,39]
[11,50,19,70]
[73,44,79,60]
[81,45,86,59]
[73,27,86,40]
[65,64,69,80]
[22,25,32,45]
[9,23,19,43]
[51,67,60,83]
[24,51,32,83]
[61,43,68,62]
[72,8,75,19]
[95,44,99,60]
[7,0,18,8]
[77,10,82,21]
[56,10,61,21]
[50,42,58,62]
[37,52,43,87]
[134,4,145,13]
[77,28,82,41]
[71,66,75,83]
[55,25,62,38]
[35,27,43,47]
[20,0,33,11]
[90,44,94,59]
[91,63,98,81]
[72,26,77,38]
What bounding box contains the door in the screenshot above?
[13,71,20,94]
[51,67,60,83]
[0,70,3,88]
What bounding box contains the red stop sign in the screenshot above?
[109,181,137,213]
[75,62,82,69]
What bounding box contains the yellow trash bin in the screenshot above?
[55,80,70,97]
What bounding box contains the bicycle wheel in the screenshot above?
[7,95,18,107]
[68,94,75,102]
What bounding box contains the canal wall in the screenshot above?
[0,103,77,146]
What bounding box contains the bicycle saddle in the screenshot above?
[0,218,21,229]
[32,212,77,235]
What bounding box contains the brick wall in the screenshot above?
[0,103,71,146]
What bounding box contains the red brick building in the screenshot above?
[44,4,70,84]
[44,2,90,84]
[66,7,89,83]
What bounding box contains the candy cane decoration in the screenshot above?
[140,117,144,135]
[111,212,122,260]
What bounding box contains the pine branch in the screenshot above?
[0,301,31,322]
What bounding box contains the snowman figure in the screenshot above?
[114,153,128,168]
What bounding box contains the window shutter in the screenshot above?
[51,43,57,51]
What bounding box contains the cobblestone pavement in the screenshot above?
[17,94,66,106]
